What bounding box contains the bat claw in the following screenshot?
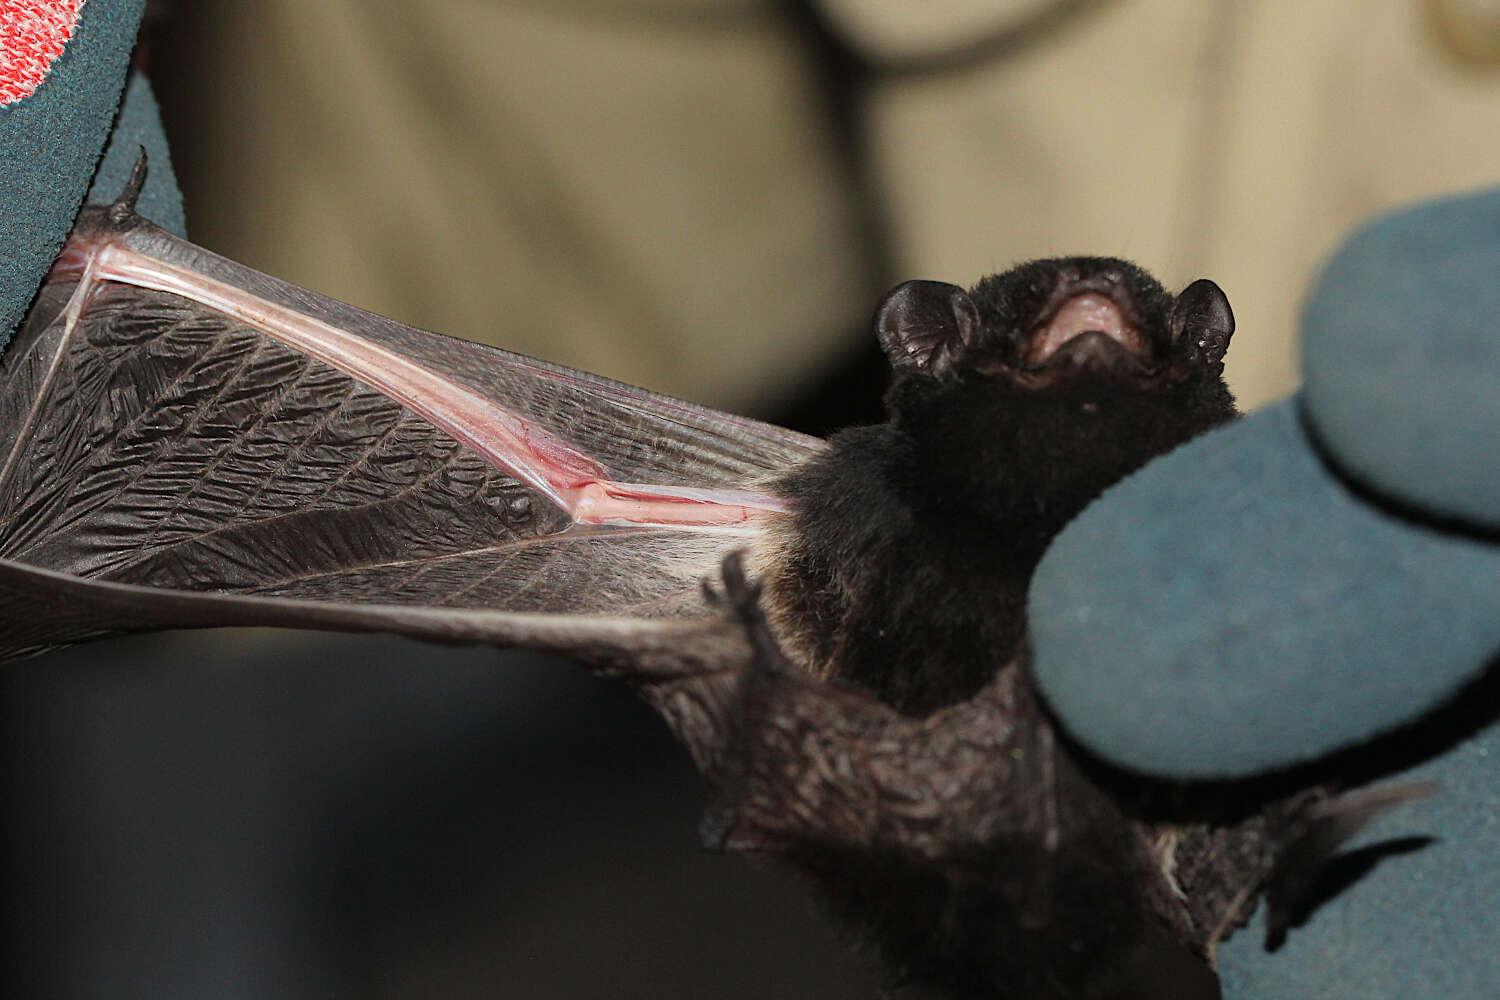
[108,147,150,224]
[702,550,758,624]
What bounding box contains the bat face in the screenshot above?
[872,260,1235,562]
[966,257,1181,383]
[876,257,1232,386]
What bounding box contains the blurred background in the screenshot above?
[6,1,1500,997]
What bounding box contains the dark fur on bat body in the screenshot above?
[2,161,1429,1000]
[717,262,1425,997]
[725,261,1247,996]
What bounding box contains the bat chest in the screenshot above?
[769,485,1032,715]
[833,550,1027,715]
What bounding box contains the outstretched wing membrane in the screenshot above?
[0,196,823,667]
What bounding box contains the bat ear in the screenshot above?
[1170,278,1235,370]
[875,280,980,379]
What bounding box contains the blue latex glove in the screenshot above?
[1029,190,1500,997]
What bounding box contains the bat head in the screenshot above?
[875,258,1233,389]
[874,258,1238,547]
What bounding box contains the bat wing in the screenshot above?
[0,185,823,674]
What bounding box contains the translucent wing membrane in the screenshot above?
[0,206,823,664]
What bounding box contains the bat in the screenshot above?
[0,157,1415,998]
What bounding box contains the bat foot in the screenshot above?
[704,550,791,676]
[1263,781,1435,949]
[702,548,759,610]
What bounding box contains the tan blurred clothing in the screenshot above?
[181,0,1500,413]
[179,1,875,412]
[839,0,1500,409]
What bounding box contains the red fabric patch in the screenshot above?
[0,0,86,106]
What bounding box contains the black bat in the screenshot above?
[0,159,1411,998]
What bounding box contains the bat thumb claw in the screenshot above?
[109,147,150,223]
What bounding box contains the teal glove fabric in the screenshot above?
[1029,399,1500,777]
[1302,190,1500,528]
[1028,190,1500,996]
[88,71,186,236]
[1029,190,1500,774]
[0,0,184,352]
[1217,724,1498,999]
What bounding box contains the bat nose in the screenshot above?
[1049,330,1137,369]
[1026,292,1149,367]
